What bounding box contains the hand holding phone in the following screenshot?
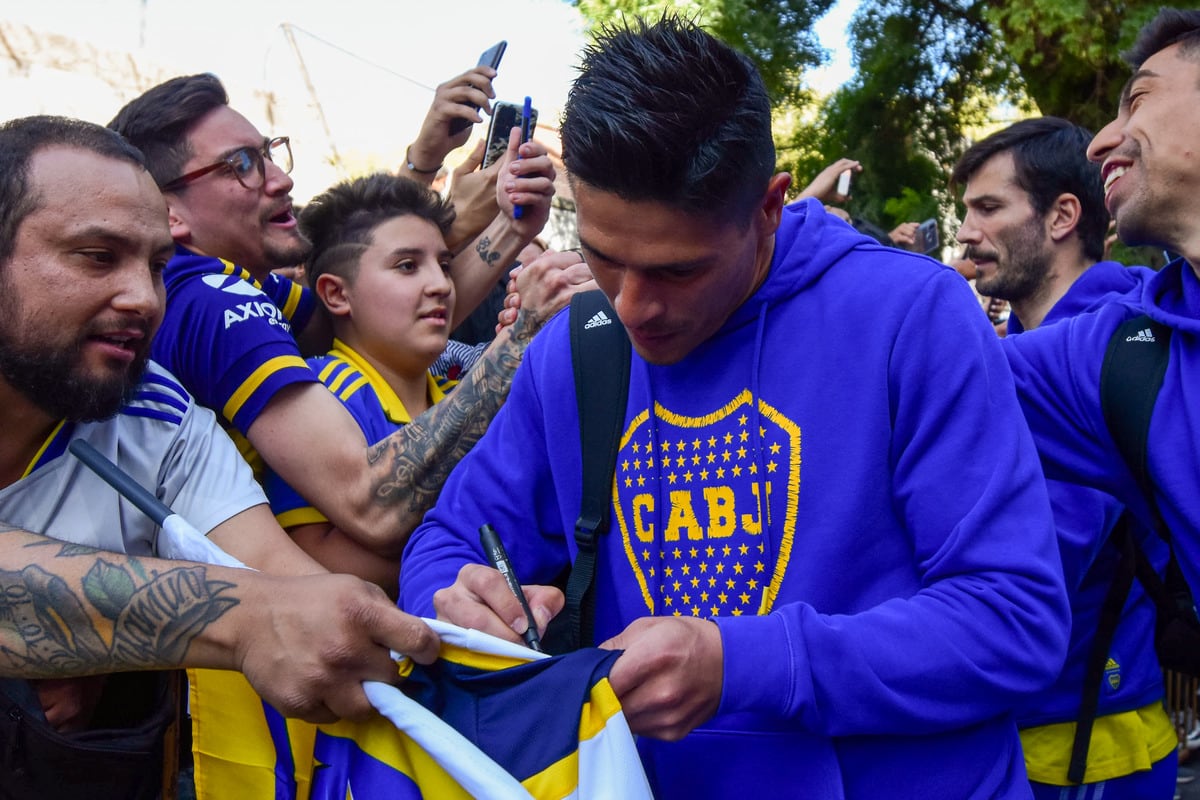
[448,41,507,137]
[483,100,539,170]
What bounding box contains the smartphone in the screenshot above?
[836,169,852,196]
[449,40,507,136]
[915,218,939,255]
[483,100,538,169]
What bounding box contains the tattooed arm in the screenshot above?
[447,127,557,327]
[0,523,437,721]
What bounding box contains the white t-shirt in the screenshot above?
[0,361,266,555]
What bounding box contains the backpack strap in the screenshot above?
[558,290,631,652]
[1067,314,1173,782]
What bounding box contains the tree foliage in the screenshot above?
[572,0,835,106]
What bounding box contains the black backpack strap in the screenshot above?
[559,290,630,652]
[1067,515,1137,783]
[1100,314,1171,504]
[1065,315,1173,782]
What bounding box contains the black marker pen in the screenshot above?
[479,524,543,652]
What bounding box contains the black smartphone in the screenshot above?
[483,100,538,169]
[915,218,939,255]
[449,40,507,136]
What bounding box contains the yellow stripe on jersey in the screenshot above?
[22,419,66,479]
[222,355,310,424]
[281,279,305,320]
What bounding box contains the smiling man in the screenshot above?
[1003,9,1200,593]
[398,17,1070,799]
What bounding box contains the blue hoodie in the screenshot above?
[401,200,1069,799]
[1004,262,1172,783]
[1004,257,1200,595]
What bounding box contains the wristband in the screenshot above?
[405,146,442,175]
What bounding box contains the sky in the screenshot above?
[0,0,858,200]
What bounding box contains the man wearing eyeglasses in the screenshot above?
[108,72,579,561]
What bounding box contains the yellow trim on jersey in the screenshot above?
[522,676,624,798]
[281,279,305,320]
[21,420,66,479]
[328,339,446,425]
[275,506,329,530]
[221,355,311,423]
[1021,701,1177,784]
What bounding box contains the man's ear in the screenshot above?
[314,273,352,318]
[166,201,190,243]
[759,173,792,235]
[1047,192,1083,243]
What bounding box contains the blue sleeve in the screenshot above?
[263,272,316,334]
[714,270,1070,735]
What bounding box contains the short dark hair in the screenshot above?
[1124,9,1200,69]
[300,172,456,288]
[561,16,775,226]
[0,115,147,265]
[108,73,229,188]
[951,117,1107,262]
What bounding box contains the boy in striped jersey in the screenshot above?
[263,173,591,595]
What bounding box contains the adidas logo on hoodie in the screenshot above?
[584,310,613,330]
[1125,328,1156,343]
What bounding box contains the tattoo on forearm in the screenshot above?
[367,321,533,536]
[0,554,236,678]
[474,235,502,269]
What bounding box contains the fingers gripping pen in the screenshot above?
[479,523,543,652]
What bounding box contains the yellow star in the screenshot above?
[673,581,681,591]
[748,462,758,474]
[732,465,742,477]
[732,607,743,616]
[681,564,691,575]
[716,468,725,478]
[660,440,671,453]
[738,414,748,426]
[718,592,728,604]
[668,472,678,484]
[705,546,715,557]
[683,470,694,483]
[699,562,709,573]
[723,432,733,445]
[755,561,765,573]
[632,442,641,454]
[692,438,702,450]
[691,606,700,617]
[689,547,699,558]
[622,459,630,471]
[726,578,736,589]
[642,549,650,560]
[636,475,645,487]
[769,442,781,455]
[739,592,751,604]
[767,461,778,473]
[672,548,682,559]
[739,544,749,555]
[739,429,749,442]
[624,477,633,487]
[665,566,674,577]
[682,593,691,604]
[673,609,682,617]
[699,469,709,480]
[676,456,686,467]
[691,454,701,466]
[691,577,700,588]
[710,606,719,617]
[664,596,673,606]
[747,578,759,590]
[708,576,717,587]
[737,446,747,459]
[733,562,744,575]
[722,545,731,556]
[700,591,709,602]
[676,440,687,452]
[707,436,717,448]
[646,457,654,469]
[715,562,725,574]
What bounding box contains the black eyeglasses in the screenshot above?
[161,136,293,192]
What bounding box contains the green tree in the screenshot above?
[572,0,835,107]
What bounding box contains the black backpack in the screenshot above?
[1067,313,1200,783]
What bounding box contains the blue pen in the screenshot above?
[512,96,533,220]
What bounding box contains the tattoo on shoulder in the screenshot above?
[474,236,502,269]
[0,560,237,677]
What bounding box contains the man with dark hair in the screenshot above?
[261,173,591,595]
[955,118,1173,798]
[0,115,437,796]
[109,72,573,561]
[1005,8,1200,599]
[399,17,1069,798]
